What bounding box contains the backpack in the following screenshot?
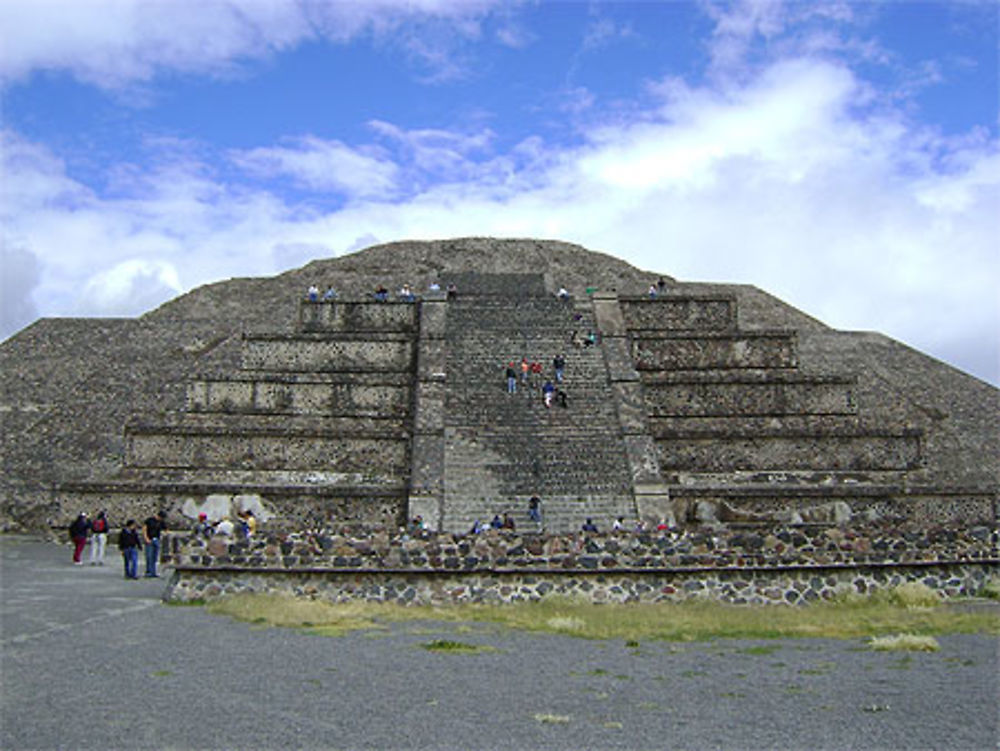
[92,518,107,533]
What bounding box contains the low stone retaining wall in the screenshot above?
[165,562,995,606]
[164,523,998,605]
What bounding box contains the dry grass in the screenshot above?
[202,585,999,642]
[869,633,941,652]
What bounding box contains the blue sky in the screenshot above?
[1,0,998,384]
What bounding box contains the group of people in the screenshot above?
[307,281,459,304]
[68,510,167,579]
[505,355,569,409]
[191,510,257,540]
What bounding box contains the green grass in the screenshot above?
[420,639,498,654]
[201,587,999,641]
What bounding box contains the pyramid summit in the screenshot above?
[1,237,997,534]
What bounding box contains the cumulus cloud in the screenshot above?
[1,2,996,384]
[0,0,505,89]
[77,258,183,316]
[230,136,400,199]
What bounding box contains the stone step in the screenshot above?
[129,413,408,433]
[618,295,737,332]
[443,497,638,535]
[59,481,407,530]
[187,377,411,417]
[298,300,419,334]
[241,333,416,372]
[654,429,922,473]
[663,469,912,488]
[630,331,798,370]
[641,374,857,417]
[125,426,409,473]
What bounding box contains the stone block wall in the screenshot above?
[165,522,997,605]
[631,333,798,370]
[241,335,414,372]
[619,296,735,332]
[299,301,418,333]
[187,377,410,417]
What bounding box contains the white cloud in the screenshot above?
[230,136,400,199]
[2,48,997,383]
[0,0,505,89]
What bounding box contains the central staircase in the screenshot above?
[440,282,635,532]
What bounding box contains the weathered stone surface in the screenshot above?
[1,238,997,535]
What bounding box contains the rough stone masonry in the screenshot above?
[1,238,997,541]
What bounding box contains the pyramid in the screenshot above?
[1,238,997,533]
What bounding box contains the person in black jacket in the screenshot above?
[118,520,142,580]
[69,513,89,565]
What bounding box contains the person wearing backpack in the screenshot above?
[118,519,142,579]
[89,510,109,566]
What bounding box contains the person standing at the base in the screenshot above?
[69,513,89,565]
[528,496,542,531]
[142,511,167,578]
[89,510,109,565]
[118,520,141,579]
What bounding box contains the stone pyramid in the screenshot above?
[1,238,996,533]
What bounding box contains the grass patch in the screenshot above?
[869,633,940,652]
[534,713,570,725]
[151,670,173,677]
[164,598,206,607]
[199,587,998,642]
[420,639,497,654]
[981,576,1000,600]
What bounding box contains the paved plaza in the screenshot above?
[1,536,997,750]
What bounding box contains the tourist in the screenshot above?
[648,284,658,299]
[531,361,543,383]
[505,362,517,394]
[520,357,529,384]
[118,520,142,579]
[502,513,516,531]
[68,512,89,565]
[581,518,599,533]
[553,354,566,383]
[428,281,441,292]
[542,380,555,408]
[612,516,625,532]
[244,509,257,539]
[374,285,388,302]
[399,284,415,302]
[570,331,582,349]
[557,286,569,302]
[307,284,319,302]
[490,514,504,530]
[446,283,458,300]
[89,510,109,565]
[142,511,167,578]
[584,330,597,348]
[214,517,235,537]
[192,513,212,539]
[469,519,484,535]
[657,277,667,295]
[322,285,337,301]
[556,389,568,409]
[528,496,542,528]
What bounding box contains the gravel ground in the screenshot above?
[2,536,997,751]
